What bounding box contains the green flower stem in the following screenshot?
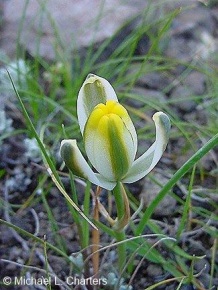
[114,230,126,274]
[113,182,125,220]
[112,182,127,273]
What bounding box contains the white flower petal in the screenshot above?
[94,173,117,190]
[60,139,116,190]
[122,112,170,183]
[77,74,118,135]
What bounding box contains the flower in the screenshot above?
[60,74,170,190]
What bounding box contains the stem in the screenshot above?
[113,183,124,220]
[112,182,127,273]
[114,231,126,274]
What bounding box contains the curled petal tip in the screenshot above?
[153,111,168,121]
[86,73,95,78]
[60,139,84,178]
[77,74,118,135]
[152,111,164,118]
[153,112,171,135]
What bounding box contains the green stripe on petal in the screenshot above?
[60,139,116,190]
[122,112,171,183]
[108,115,130,179]
[77,74,118,135]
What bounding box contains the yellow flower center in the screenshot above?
[87,100,128,134]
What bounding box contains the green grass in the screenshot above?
[0,1,217,289]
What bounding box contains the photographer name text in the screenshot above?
[2,275,107,286]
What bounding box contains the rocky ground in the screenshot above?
[0,0,218,289]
